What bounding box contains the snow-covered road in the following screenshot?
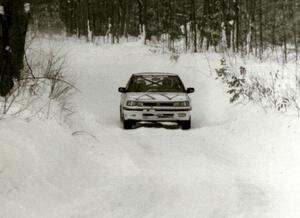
[1,39,300,218]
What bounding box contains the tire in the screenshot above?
[180,118,191,130]
[120,106,124,122]
[123,120,134,129]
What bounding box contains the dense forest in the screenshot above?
[0,0,299,96]
[29,0,299,57]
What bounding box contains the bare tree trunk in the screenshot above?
[259,0,263,60]
[245,0,252,55]
[250,0,258,56]
[116,0,121,43]
[235,0,240,52]
[111,0,115,44]
[292,0,298,61]
[0,0,29,96]
[271,0,277,52]
[143,0,147,44]
[282,0,288,63]
[191,0,197,52]
[184,21,188,52]
[123,0,127,39]
[87,0,93,42]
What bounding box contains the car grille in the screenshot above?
[143,113,174,118]
[143,102,174,107]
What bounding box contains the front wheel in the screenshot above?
[180,118,191,130]
[123,120,135,129]
[120,106,124,122]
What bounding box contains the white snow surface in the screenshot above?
[1,38,300,218]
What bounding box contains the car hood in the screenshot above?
[125,92,189,102]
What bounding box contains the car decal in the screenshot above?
[158,93,179,100]
[135,94,157,100]
[134,93,180,101]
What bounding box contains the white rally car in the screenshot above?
[118,73,194,129]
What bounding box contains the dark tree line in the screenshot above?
[30,0,299,59]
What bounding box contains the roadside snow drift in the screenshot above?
[1,38,300,218]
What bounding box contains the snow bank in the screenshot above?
[0,117,138,218]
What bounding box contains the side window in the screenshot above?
[126,76,135,90]
[175,76,186,92]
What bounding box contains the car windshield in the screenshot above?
[127,75,186,93]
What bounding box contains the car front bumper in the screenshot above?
[123,107,191,121]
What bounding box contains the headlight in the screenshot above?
[173,101,190,107]
[126,101,143,107]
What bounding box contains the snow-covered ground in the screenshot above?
[1,38,300,218]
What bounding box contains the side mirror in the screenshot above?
[186,87,195,94]
[118,87,127,93]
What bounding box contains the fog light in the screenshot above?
[178,113,186,117]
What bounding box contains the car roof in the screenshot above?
[132,72,178,76]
